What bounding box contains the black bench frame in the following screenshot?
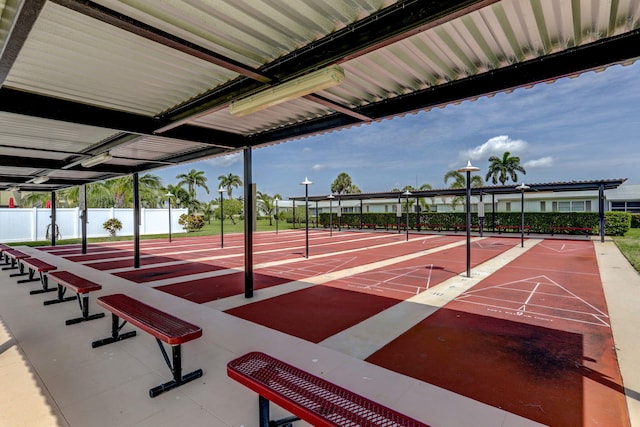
[91,294,203,397]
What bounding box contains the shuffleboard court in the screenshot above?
[366,239,629,427]
[223,237,515,342]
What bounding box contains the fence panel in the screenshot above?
[0,208,187,242]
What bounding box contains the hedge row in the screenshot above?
[317,211,631,236]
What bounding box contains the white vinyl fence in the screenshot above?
[0,207,188,243]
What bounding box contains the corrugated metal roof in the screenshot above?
[0,0,638,191]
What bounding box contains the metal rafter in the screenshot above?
[155,0,491,128]
[252,29,640,145]
[0,87,244,149]
[0,0,47,85]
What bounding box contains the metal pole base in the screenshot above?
[91,331,137,348]
[66,312,105,326]
[149,368,203,398]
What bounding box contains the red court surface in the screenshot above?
[366,239,629,426]
[154,235,462,302]
[225,237,516,341]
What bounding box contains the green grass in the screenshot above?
[613,228,640,272]
[9,219,296,247]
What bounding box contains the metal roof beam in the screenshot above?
[50,0,271,83]
[0,87,245,148]
[154,0,489,130]
[0,0,46,85]
[360,29,640,119]
[252,29,640,145]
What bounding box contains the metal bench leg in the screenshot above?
[91,314,136,348]
[9,262,27,276]
[149,341,203,398]
[43,284,76,306]
[258,395,299,427]
[65,294,105,325]
[17,268,40,283]
[30,273,56,294]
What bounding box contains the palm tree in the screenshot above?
[19,192,53,208]
[218,173,242,198]
[485,151,526,185]
[418,183,434,212]
[444,170,484,210]
[105,174,163,208]
[331,172,355,194]
[176,169,209,198]
[257,191,276,225]
[164,184,198,213]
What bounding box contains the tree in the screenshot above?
[19,192,55,208]
[331,172,356,194]
[218,173,242,198]
[217,198,243,224]
[257,191,276,225]
[444,170,484,210]
[165,184,200,214]
[105,174,163,208]
[176,169,209,198]
[485,151,526,185]
[418,183,435,212]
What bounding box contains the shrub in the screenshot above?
[178,213,205,232]
[603,212,631,236]
[103,218,123,237]
[631,213,640,228]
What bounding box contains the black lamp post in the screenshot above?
[275,196,279,234]
[218,188,225,248]
[515,183,530,248]
[165,192,173,243]
[458,160,480,278]
[301,177,312,258]
[403,190,412,241]
[327,194,335,237]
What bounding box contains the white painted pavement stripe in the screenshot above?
[319,239,543,360]
[146,234,444,288]
[205,237,472,311]
[104,232,396,274]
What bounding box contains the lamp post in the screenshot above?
[165,192,173,242]
[301,177,312,258]
[218,188,225,248]
[275,196,279,234]
[458,160,480,278]
[403,190,412,241]
[515,183,530,248]
[327,194,335,237]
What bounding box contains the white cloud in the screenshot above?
[303,147,312,153]
[311,164,325,171]
[205,152,242,167]
[459,135,528,162]
[524,156,554,168]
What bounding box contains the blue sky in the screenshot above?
[154,61,640,201]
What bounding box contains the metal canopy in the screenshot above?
[289,179,628,202]
[1,1,639,193]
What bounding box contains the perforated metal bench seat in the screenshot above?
[92,293,203,397]
[18,258,57,293]
[228,351,429,427]
[44,271,105,325]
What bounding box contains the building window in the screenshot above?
[540,201,546,212]
[384,205,388,213]
[506,202,511,212]
[572,201,585,212]
[558,201,571,212]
